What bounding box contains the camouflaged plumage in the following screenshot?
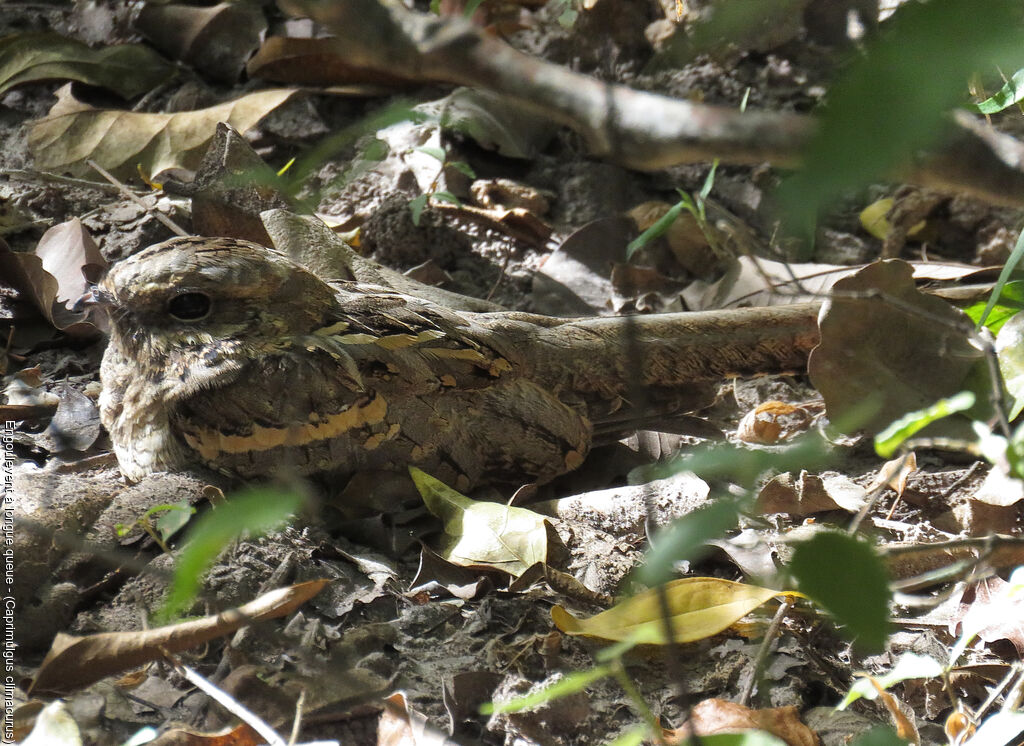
[99,237,820,488]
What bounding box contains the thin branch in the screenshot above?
[280,0,1024,208]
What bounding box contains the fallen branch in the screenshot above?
[279,0,1024,208]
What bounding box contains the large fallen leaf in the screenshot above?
[411,467,548,578]
[29,579,329,695]
[136,2,267,82]
[29,84,299,179]
[0,31,176,98]
[551,578,790,644]
[807,259,982,436]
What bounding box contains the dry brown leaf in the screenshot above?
[667,698,820,746]
[0,226,101,337]
[379,692,451,746]
[954,576,1024,656]
[247,36,414,87]
[867,453,918,498]
[757,471,867,515]
[147,722,264,745]
[29,579,329,695]
[859,677,919,744]
[136,2,267,82]
[35,218,106,311]
[737,400,812,444]
[628,200,717,277]
[807,259,982,437]
[683,255,994,311]
[29,84,299,180]
[433,201,551,247]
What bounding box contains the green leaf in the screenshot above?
[682,735,788,746]
[604,725,649,746]
[464,0,487,17]
[152,500,195,542]
[698,159,719,203]
[449,160,477,179]
[415,145,448,162]
[974,226,1024,329]
[558,7,579,27]
[848,727,910,746]
[431,190,462,207]
[626,200,683,258]
[637,499,740,587]
[409,194,428,225]
[411,467,549,577]
[160,487,305,621]
[630,434,831,489]
[964,280,1024,334]
[481,664,613,715]
[0,32,176,99]
[970,68,1024,114]
[790,532,890,652]
[777,0,1024,248]
[873,391,976,458]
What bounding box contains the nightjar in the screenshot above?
[97,237,819,489]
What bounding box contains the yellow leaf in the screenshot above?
[859,197,927,241]
[552,578,794,644]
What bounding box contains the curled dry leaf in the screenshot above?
[28,579,329,695]
[35,218,106,311]
[29,84,299,180]
[866,453,918,499]
[36,383,101,453]
[136,2,267,82]
[667,698,820,746]
[0,220,103,337]
[532,216,634,316]
[433,201,552,247]
[736,400,812,445]
[0,32,177,99]
[757,471,867,515]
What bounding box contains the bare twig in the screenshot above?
[87,159,189,237]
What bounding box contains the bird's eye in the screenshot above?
[167,292,212,322]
